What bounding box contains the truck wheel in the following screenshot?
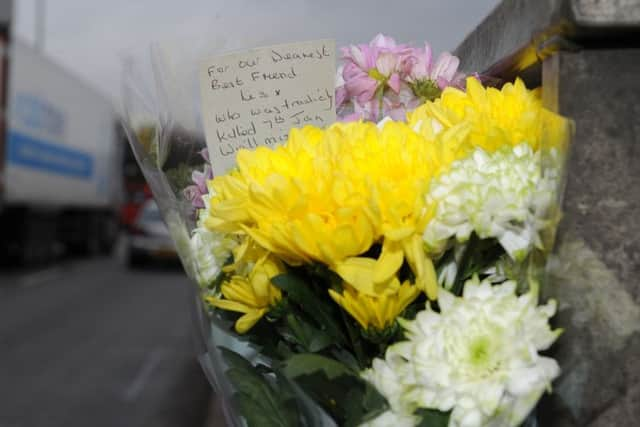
[99,215,118,255]
[127,248,146,268]
[19,211,57,267]
[87,232,101,256]
[63,213,99,257]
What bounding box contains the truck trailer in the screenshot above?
[0,36,122,265]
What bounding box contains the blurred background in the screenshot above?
[0,1,499,426]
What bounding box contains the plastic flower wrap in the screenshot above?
[123,33,572,427]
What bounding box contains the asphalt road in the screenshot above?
[0,256,212,427]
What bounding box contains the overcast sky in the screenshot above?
[13,0,499,106]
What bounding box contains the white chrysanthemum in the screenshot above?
[191,194,236,287]
[190,226,235,287]
[363,276,560,427]
[423,144,559,261]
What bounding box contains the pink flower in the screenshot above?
[336,35,469,122]
[192,165,212,195]
[184,185,205,209]
[406,44,465,102]
[409,43,461,86]
[382,83,422,121]
[342,61,378,104]
[375,52,402,93]
[340,34,412,105]
[184,163,213,209]
[343,83,421,123]
[336,86,348,109]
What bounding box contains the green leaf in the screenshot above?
[281,353,390,426]
[415,408,451,427]
[343,378,389,427]
[342,387,367,426]
[219,347,300,427]
[271,273,347,346]
[449,235,505,297]
[361,382,387,412]
[339,308,369,369]
[283,314,333,353]
[226,368,273,402]
[276,340,294,359]
[285,314,313,349]
[330,348,360,372]
[282,353,354,380]
[235,391,289,427]
[226,367,284,424]
[308,333,333,353]
[222,315,288,360]
[219,346,255,372]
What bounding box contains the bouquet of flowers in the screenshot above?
[123,35,572,427]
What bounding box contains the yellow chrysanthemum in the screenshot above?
[206,125,372,265]
[222,235,269,277]
[335,234,438,300]
[408,77,545,153]
[204,121,444,301]
[329,277,420,331]
[206,249,284,333]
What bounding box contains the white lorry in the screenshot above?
[0,37,122,265]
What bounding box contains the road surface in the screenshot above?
[0,256,212,427]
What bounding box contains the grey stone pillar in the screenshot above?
[455,1,640,426]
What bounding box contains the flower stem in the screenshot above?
[377,86,384,120]
[340,308,367,369]
[451,234,478,296]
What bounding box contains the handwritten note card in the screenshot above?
[199,39,336,174]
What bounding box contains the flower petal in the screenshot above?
[370,33,397,49]
[376,52,398,77]
[423,43,433,75]
[235,308,267,333]
[387,73,402,93]
[373,239,404,284]
[336,86,347,108]
[349,45,368,69]
[431,52,460,82]
[345,74,378,103]
[334,257,378,295]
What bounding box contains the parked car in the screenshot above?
[126,200,176,266]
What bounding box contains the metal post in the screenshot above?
[0,0,12,200]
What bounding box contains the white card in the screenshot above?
[199,39,336,175]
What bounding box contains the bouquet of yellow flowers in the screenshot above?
[123,35,571,427]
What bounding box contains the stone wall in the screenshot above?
[540,49,640,427]
[454,1,640,425]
